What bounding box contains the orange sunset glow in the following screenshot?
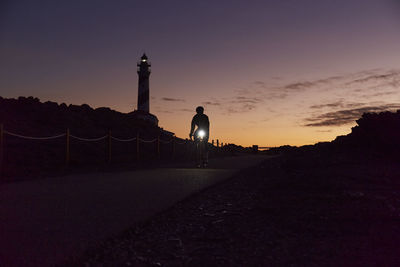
[1,1,400,147]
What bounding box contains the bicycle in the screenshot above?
[194,129,208,168]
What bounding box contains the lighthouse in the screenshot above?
[131,53,158,126]
[137,53,150,112]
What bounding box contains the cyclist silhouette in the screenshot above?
[189,106,210,167]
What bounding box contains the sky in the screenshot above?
[1,0,400,147]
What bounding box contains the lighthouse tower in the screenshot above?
[137,53,150,112]
[131,53,158,126]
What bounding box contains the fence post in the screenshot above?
[65,128,70,167]
[217,139,219,147]
[0,124,3,178]
[172,136,175,158]
[136,132,140,160]
[107,130,112,163]
[157,135,160,159]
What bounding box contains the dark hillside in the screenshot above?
[0,96,160,137]
[0,97,181,181]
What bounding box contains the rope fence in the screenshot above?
[159,139,174,144]
[0,124,227,176]
[4,130,66,140]
[111,136,137,142]
[175,140,187,145]
[138,138,158,143]
[70,135,108,142]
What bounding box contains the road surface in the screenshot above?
[0,155,269,266]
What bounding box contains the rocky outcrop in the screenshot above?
[0,96,162,138]
[332,110,400,157]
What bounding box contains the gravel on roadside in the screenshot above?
[65,154,400,266]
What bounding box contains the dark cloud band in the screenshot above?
[304,105,400,127]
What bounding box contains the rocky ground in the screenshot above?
[64,151,400,266]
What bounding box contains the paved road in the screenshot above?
[0,154,269,267]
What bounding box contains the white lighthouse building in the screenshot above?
[137,53,150,112]
[131,53,158,126]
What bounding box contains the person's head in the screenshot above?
[196,106,204,114]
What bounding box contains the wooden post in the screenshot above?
[0,124,3,178]
[107,130,112,163]
[172,136,175,158]
[212,140,214,146]
[157,135,160,159]
[136,132,140,160]
[65,128,70,167]
[216,139,219,147]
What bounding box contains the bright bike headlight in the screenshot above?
[197,130,205,139]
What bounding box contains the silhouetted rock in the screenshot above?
[0,96,164,137]
[268,110,400,160]
[331,110,400,158]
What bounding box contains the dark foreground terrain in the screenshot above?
[66,150,400,266]
[0,97,244,182]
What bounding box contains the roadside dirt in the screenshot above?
[67,153,400,266]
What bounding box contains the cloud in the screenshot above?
[246,74,348,101]
[226,104,257,113]
[202,101,221,106]
[346,71,399,85]
[252,81,267,88]
[179,108,193,112]
[156,109,174,114]
[284,81,314,91]
[161,97,185,102]
[316,129,333,133]
[155,106,193,113]
[271,74,349,93]
[343,70,400,95]
[266,92,288,100]
[309,100,365,110]
[304,104,400,127]
[271,69,400,97]
[223,95,264,113]
[205,71,358,113]
[202,94,265,114]
[310,101,345,109]
[236,83,289,103]
[231,96,263,104]
[200,69,400,116]
[362,91,398,98]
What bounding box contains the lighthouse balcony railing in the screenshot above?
[137,67,151,72]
